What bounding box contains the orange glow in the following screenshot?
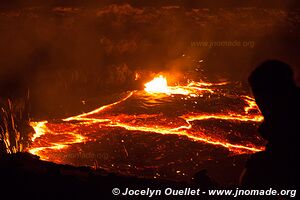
[144,75,194,95]
[30,121,48,142]
[134,72,140,80]
[28,121,86,160]
[144,75,218,96]
[64,92,134,121]
[27,75,265,163]
[108,121,263,154]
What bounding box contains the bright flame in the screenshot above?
[144,75,215,96]
[144,75,171,94]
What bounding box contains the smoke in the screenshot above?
[0,2,299,118]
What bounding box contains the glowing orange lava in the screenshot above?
[28,75,265,163]
[144,75,219,96]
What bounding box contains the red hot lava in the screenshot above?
[27,75,265,180]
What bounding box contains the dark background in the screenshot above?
[0,0,299,118]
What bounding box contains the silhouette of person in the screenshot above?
[241,60,299,188]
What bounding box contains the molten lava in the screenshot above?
[145,75,168,93]
[144,75,222,96]
[27,75,265,179]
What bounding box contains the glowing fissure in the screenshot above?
[64,91,134,121]
[28,75,264,162]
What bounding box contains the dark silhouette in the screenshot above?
[241,60,300,188]
[192,169,217,189]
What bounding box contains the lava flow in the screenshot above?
[28,75,264,167]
